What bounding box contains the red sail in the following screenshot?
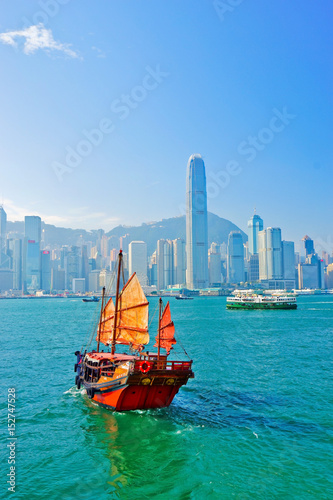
[97,273,149,349]
[154,301,176,354]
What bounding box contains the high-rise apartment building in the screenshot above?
[186,154,209,289]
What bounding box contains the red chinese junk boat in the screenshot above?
[74,250,194,411]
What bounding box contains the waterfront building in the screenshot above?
[267,228,283,279]
[41,250,51,292]
[128,241,148,286]
[88,270,100,293]
[248,212,263,255]
[156,239,172,290]
[51,268,65,292]
[298,254,325,289]
[156,239,186,290]
[173,238,186,285]
[298,263,319,289]
[186,154,209,289]
[247,254,259,282]
[227,232,245,283]
[7,239,22,290]
[24,241,40,291]
[65,246,80,290]
[0,206,7,265]
[282,241,295,280]
[209,250,222,286]
[23,216,42,292]
[72,278,86,294]
[80,245,89,291]
[326,263,333,288]
[0,269,13,292]
[258,228,283,280]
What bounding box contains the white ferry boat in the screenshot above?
[226,290,297,310]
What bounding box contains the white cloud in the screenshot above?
[0,23,80,59]
[3,199,120,231]
[91,46,106,58]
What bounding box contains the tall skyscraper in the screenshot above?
[258,230,268,280]
[128,241,148,286]
[247,212,263,255]
[186,154,209,289]
[7,239,22,290]
[41,250,51,292]
[302,235,314,257]
[282,241,295,280]
[259,228,283,280]
[0,206,7,266]
[209,247,222,286]
[227,232,245,283]
[267,227,283,279]
[25,216,41,242]
[172,238,186,285]
[156,239,173,290]
[23,216,42,292]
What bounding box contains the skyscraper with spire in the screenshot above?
[248,210,263,255]
[186,154,208,289]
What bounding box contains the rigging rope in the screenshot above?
[81,262,118,352]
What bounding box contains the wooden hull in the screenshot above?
[92,383,180,411]
[76,353,194,412]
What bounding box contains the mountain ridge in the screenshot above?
[7,212,247,254]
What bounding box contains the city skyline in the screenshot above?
[0,2,332,245]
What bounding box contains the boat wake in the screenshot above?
[64,386,86,397]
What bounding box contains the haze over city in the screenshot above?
[0,1,332,245]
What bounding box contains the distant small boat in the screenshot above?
[175,294,193,300]
[82,296,100,303]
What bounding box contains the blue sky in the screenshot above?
[0,0,332,249]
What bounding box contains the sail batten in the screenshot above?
[96,272,149,348]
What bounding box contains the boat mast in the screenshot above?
[158,297,162,360]
[96,286,105,353]
[111,250,122,355]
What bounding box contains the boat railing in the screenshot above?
[134,359,193,371]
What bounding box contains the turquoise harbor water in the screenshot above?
[1,295,333,499]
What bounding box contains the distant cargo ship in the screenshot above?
[227,291,297,310]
